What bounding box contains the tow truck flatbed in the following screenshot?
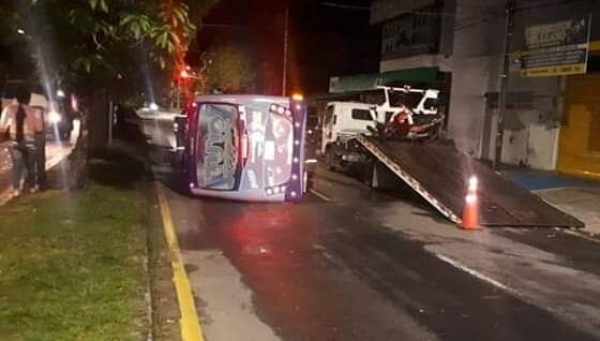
[358,136,584,228]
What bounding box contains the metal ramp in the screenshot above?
[358,136,585,227]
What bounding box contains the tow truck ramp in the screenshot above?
[358,136,584,228]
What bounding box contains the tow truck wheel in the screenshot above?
[325,147,336,171]
[362,161,375,188]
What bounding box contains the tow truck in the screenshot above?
[316,87,583,228]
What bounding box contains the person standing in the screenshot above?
[0,86,44,197]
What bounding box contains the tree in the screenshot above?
[199,44,256,94]
[0,4,19,46]
[6,0,217,103]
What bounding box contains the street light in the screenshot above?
[177,68,201,110]
[180,69,200,80]
[17,29,25,35]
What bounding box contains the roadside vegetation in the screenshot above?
[0,156,148,341]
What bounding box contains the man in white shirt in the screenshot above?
[0,86,44,196]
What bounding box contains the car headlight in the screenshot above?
[49,111,62,124]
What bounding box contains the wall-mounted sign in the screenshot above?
[381,5,441,60]
[520,16,591,77]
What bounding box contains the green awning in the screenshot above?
[329,68,439,93]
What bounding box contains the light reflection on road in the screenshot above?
[199,202,322,337]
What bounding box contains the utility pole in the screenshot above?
[282,3,289,97]
[494,0,516,169]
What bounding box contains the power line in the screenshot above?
[387,0,588,32]
[452,0,588,33]
[320,2,370,11]
[515,0,589,12]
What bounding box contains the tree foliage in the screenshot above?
[7,0,217,102]
[199,44,256,94]
[0,6,20,46]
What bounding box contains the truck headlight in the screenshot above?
[49,111,62,124]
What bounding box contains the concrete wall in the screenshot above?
[447,0,505,156]
[452,0,505,58]
[492,67,563,168]
[448,56,496,155]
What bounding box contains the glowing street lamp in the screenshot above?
[180,69,200,80]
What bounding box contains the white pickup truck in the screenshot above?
[319,87,443,179]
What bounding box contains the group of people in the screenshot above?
[0,86,46,198]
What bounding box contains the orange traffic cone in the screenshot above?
[461,176,481,230]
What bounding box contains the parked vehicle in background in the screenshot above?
[356,86,440,123]
[174,94,307,202]
[320,101,377,155]
[319,93,445,180]
[48,89,74,142]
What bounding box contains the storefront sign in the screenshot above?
[381,5,441,59]
[521,16,591,77]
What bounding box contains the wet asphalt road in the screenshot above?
[145,117,600,341]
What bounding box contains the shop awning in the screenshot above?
[329,68,439,93]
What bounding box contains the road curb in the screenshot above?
[155,181,205,341]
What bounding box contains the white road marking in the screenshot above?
[309,188,332,202]
[532,187,578,194]
[435,253,517,295]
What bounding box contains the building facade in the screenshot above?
[343,0,600,178]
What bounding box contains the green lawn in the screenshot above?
[0,179,148,340]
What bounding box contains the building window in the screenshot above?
[381,4,442,59]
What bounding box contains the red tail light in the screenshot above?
[241,134,249,162]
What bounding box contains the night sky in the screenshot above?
[192,0,380,95]
[0,1,380,96]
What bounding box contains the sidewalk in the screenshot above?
[537,187,600,235]
[503,168,600,235]
[502,168,600,191]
